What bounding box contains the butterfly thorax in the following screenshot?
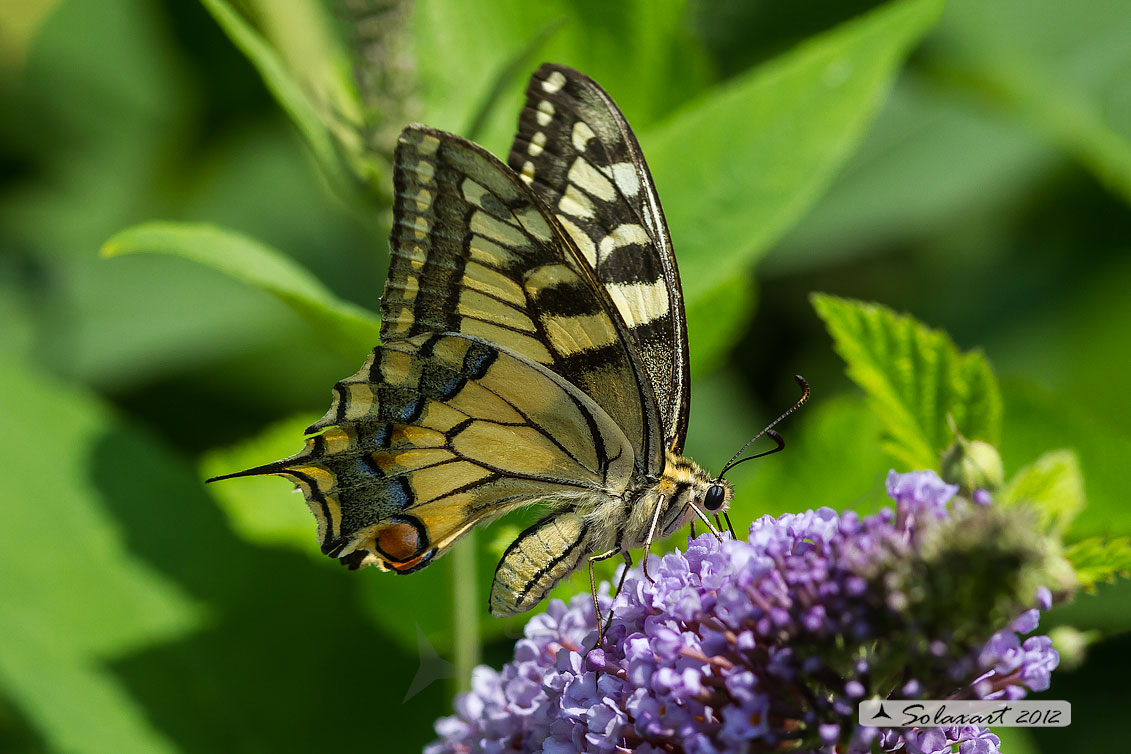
[582,448,732,553]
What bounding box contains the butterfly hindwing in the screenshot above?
[508,63,691,452]
[383,125,663,473]
[259,332,636,572]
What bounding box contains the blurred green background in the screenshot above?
[1,0,1129,752]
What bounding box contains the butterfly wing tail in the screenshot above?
[205,460,293,483]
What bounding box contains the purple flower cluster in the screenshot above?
[427,471,1059,754]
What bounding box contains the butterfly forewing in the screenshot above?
[508,64,691,452]
[381,125,663,473]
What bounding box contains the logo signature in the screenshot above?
[859,700,1070,727]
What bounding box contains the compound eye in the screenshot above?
[703,484,726,512]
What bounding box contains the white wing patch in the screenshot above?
[605,162,641,198]
[536,100,555,126]
[568,158,617,202]
[541,69,567,94]
[572,120,596,151]
[528,131,546,156]
[598,223,650,256]
[606,279,670,327]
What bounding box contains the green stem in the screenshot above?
[452,531,480,693]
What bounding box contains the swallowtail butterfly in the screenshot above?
[211,64,807,626]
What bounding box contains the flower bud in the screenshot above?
[941,434,1004,495]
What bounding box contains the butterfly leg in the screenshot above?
[722,511,737,539]
[688,502,725,541]
[613,550,633,596]
[589,548,621,643]
[640,494,666,584]
[591,551,634,648]
[715,513,737,540]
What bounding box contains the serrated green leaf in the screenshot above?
[811,293,1003,470]
[0,360,202,754]
[1065,536,1131,589]
[102,221,380,360]
[651,0,944,307]
[998,449,1085,534]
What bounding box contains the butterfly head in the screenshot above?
[655,453,734,538]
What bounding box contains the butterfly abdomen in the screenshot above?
[490,510,592,616]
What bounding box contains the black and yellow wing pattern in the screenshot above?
[378,125,663,473]
[508,64,690,452]
[214,65,705,617]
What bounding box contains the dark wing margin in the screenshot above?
[381,125,663,474]
[507,63,691,453]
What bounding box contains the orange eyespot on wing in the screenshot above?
[376,520,426,563]
[337,516,437,573]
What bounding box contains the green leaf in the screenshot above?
[0,360,202,754]
[931,57,1131,206]
[811,293,1002,470]
[775,0,1131,269]
[201,415,322,551]
[649,0,945,306]
[412,0,711,157]
[998,450,1085,534]
[199,0,360,195]
[1065,537,1131,589]
[102,221,381,360]
[686,275,758,378]
[770,75,1052,272]
[2,359,447,750]
[930,0,1131,205]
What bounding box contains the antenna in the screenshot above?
[718,375,810,478]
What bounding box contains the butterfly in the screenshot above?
[211,63,807,628]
